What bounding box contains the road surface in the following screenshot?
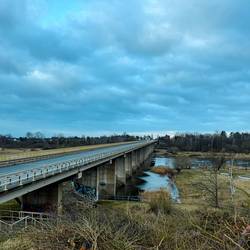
[0,141,139,176]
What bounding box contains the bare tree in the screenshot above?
[175,156,192,173]
[34,131,45,139]
[194,156,225,208]
[26,132,34,138]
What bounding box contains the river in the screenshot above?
[136,155,250,202]
[154,156,250,169]
[137,157,181,202]
[117,155,250,202]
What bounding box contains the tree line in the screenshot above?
[159,131,250,153]
[0,132,152,150]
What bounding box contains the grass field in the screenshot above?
[175,168,250,211]
[0,166,249,249]
[0,200,20,211]
[155,148,250,160]
[1,182,249,250]
[0,141,132,162]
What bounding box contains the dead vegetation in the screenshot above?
[141,190,172,214]
[151,166,175,177]
[0,160,249,249]
[0,197,249,250]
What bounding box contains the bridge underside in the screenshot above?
[6,144,155,214]
[21,183,63,214]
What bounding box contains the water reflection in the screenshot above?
[138,171,168,191]
[137,171,180,202]
[230,159,250,168]
[154,156,250,169]
[154,157,175,168]
[154,156,212,168]
[135,155,249,203]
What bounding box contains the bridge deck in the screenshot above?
[0,142,139,176]
[0,140,155,204]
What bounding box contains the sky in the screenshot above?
[0,0,250,137]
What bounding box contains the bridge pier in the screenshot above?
[0,141,156,211]
[131,151,137,172]
[115,156,126,186]
[97,162,116,197]
[136,150,141,165]
[76,144,155,200]
[140,148,144,164]
[79,168,97,190]
[21,182,63,214]
[125,153,132,178]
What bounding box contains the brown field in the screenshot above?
[1,185,249,250]
[155,148,250,160]
[0,141,132,162]
[175,168,250,211]
[0,152,249,249]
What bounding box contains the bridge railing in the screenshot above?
[0,140,155,192]
[0,210,50,232]
[98,195,141,201]
[0,210,50,221]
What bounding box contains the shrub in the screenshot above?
[1,193,249,249]
[142,190,172,214]
[151,167,175,177]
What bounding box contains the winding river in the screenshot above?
[137,157,181,203]
[137,155,250,202]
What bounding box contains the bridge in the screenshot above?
[0,140,156,214]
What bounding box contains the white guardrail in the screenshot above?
[0,141,154,192]
[0,210,50,231]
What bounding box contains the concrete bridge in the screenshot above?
[0,140,156,213]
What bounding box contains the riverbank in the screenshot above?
[155,148,250,160]
[151,166,175,176]
[0,155,249,249]
[175,168,250,211]
[1,189,249,250]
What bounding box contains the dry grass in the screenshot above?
[0,200,20,211]
[0,167,249,249]
[0,236,32,250]
[0,142,131,162]
[175,168,250,212]
[165,149,250,160]
[141,189,172,214]
[1,199,249,250]
[151,166,175,176]
[235,179,250,195]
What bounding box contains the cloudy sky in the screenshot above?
[0,0,250,137]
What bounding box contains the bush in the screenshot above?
[1,194,249,249]
[151,167,175,177]
[142,190,172,214]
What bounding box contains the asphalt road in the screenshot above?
[0,142,139,176]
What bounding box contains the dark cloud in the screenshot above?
[0,0,250,136]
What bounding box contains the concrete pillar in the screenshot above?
[96,167,100,200]
[80,168,97,189]
[139,150,141,161]
[135,150,138,166]
[148,145,151,157]
[136,150,140,165]
[131,151,137,172]
[22,182,63,214]
[115,156,126,186]
[140,148,144,163]
[97,162,116,197]
[125,153,132,178]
